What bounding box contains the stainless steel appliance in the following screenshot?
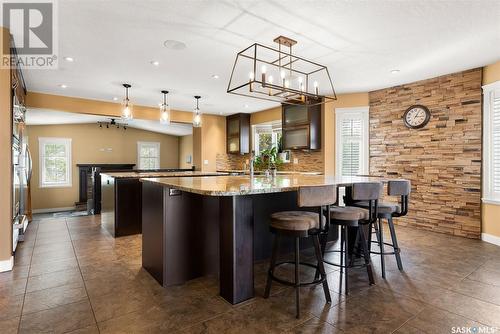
[12,46,29,251]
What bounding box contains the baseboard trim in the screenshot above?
[32,206,76,214]
[0,257,14,272]
[482,233,500,246]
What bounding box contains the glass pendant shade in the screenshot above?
[121,99,133,120]
[159,90,171,125]
[192,95,202,128]
[121,84,133,120]
[193,110,202,128]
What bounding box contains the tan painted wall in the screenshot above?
[482,60,500,238]
[0,27,13,264]
[250,107,281,125]
[483,60,500,85]
[200,115,226,172]
[178,135,193,169]
[27,123,179,210]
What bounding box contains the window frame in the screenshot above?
[335,107,370,177]
[137,141,161,170]
[252,121,282,155]
[38,137,72,188]
[483,81,500,205]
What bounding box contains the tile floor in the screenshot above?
[1,214,500,333]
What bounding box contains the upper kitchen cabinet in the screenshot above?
[282,100,322,150]
[226,113,250,154]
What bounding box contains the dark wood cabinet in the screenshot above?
[76,163,135,214]
[282,100,322,150]
[226,113,250,154]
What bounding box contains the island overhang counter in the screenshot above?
[140,174,387,305]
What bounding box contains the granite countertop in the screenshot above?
[216,170,323,175]
[140,174,391,196]
[101,171,228,178]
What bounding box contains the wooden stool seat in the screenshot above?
[270,211,324,231]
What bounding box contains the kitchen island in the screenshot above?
[100,171,228,237]
[140,174,388,305]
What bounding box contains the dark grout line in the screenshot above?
[17,219,39,334]
[64,217,101,334]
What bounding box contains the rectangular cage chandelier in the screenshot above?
[227,36,337,106]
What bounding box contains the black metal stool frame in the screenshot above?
[370,194,408,278]
[315,187,379,295]
[264,204,332,319]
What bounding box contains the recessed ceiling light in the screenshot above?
[391,69,400,74]
[63,56,74,62]
[244,104,249,108]
[150,60,160,66]
[163,40,187,50]
[59,84,67,88]
[112,97,118,101]
[219,112,223,115]
[212,74,219,79]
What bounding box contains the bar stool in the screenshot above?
[264,185,336,319]
[353,180,410,278]
[317,182,381,295]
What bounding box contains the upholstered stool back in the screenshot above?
[297,185,336,208]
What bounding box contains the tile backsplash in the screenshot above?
[216,150,324,173]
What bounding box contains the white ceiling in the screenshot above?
[22,0,500,115]
[26,109,193,136]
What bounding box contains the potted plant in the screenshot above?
[253,146,283,171]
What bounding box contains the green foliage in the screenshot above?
[253,146,283,171]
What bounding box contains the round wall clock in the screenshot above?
[403,105,431,129]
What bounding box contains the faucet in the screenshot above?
[249,151,255,177]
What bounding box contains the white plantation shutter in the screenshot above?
[336,108,369,177]
[340,119,362,176]
[483,82,500,203]
[493,94,500,193]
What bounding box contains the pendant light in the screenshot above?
[121,83,133,120]
[159,90,171,125]
[193,95,202,128]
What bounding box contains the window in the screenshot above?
[39,137,72,188]
[253,122,282,155]
[335,107,369,177]
[483,81,500,204]
[137,142,160,170]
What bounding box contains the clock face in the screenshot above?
[403,105,430,129]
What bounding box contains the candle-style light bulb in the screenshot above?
[268,75,274,96]
[261,65,267,87]
[249,71,254,92]
[314,81,319,95]
[280,70,286,87]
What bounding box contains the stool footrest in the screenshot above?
[268,261,326,287]
[323,250,371,269]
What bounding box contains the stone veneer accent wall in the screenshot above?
[216,150,324,173]
[369,68,482,239]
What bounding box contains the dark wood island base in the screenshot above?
[141,176,346,305]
